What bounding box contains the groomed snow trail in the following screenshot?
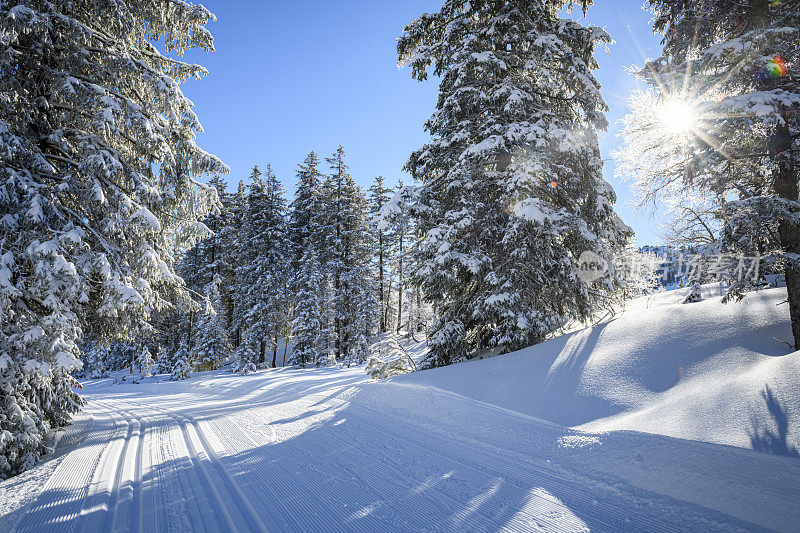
[2,367,797,532]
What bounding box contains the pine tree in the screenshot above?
[322,147,378,363]
[237,165,290,367]
[157,337,184,374]
[289,152,325,262]
[135,346,154,380]
[398,0,631,368]
[0,0,224,477]
[83,340,109,379]
[181,175,235,329]
[290,248,325,366]
[233,338,258,375]
[618,0,800,346]
[193,276,231,371]
[228,177,252,349]
[368,177,395,332]
[170,343,191,381]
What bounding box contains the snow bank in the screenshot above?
[392,285,800,454]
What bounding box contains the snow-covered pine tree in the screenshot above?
[193,275,231,371]
[83,340,109,379]
[135,346,154,380]
[237,164,290,367]
[289,152,325,263]
[170,343,191,381]
[107,341,136,372]
[181,175,235,324]
[368,176,396,332]
[288,152,327,365]
[322,147,378,363]
[617,0,800,346]
[233,338,257,375]
[398,0,630,367]
[390,181,413,334]
[290,247,325,366]
[228,177,251,349]
[0,0,225,477]
[155,348,170,375]
[152,345,163,375]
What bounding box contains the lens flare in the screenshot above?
[756,54,789,84]
[766,55,788,77]
[659,98,696,135]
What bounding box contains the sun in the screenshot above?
[658,97,697,135]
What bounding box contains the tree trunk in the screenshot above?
[379,233,386,331]
[772,121,800,350]
[271,341,277,368]
[397,233,403,333]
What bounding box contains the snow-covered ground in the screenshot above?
[2,286,800,532]
[400,285,800,452]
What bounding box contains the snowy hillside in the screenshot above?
[2,285,800,532]
[395,285,800,454]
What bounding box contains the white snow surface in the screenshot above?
[2,285,800,531]
[397,285,800,452]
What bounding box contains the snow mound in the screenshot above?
[392,285,800,455]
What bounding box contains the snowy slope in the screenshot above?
[1,286,799,532]
[0,362,796,531]
[393,285,800,454]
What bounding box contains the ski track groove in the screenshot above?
[12,408,111,533]
[113,400,236,532]
[154,393,609,532]
[97,398,217,532]
[260,401,594,533]
[11,374,766,533]
[150,407,207,532]
[103,406,140,533]
[113,398,268,533]
[339,393,742,532]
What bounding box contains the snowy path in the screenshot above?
[2,367,797,532]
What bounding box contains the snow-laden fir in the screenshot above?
[397,0,632,368]
[616,0,800,345]
[0,0,225,478]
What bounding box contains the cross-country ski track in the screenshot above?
[2,366,799,532]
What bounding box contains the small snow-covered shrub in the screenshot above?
[170,356,191,381]
[170,342,191,381]
[80,341,109,379]
[238,361,257,375]
[365,357,413,380]
[365,336,416,379]
[136,346,154,379]
[683,282,703,304]
[234,342,258,374]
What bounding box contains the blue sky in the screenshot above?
[180,1,664,244]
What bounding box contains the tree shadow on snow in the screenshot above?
[12,380,768,532]
[749,385,799,458]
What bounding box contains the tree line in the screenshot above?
[141,148,426,376]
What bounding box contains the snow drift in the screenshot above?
[391,285,800,455]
